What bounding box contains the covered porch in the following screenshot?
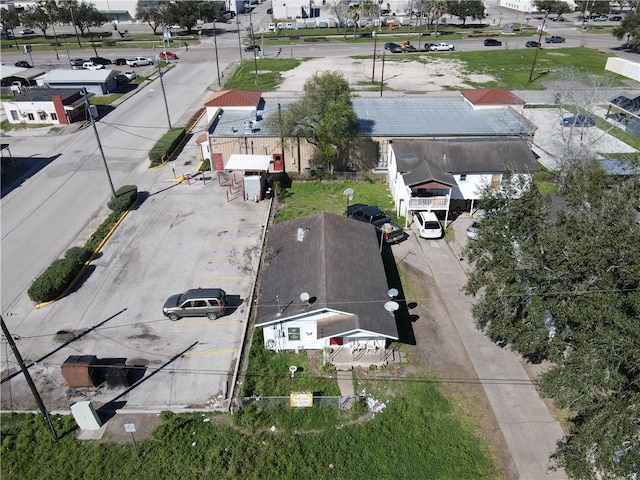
[323,341,402,370]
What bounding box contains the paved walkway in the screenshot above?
[391,222,567,480]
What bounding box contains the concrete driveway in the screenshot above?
[1,170,269,412]
[392,219,568,479]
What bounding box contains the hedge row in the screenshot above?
[149,128,186,167]
[27,185,138,304]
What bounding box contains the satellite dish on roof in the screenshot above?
[384,301,399,313]
[388,288,398,299]
[300,292,310,303]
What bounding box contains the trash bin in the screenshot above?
[61,355,98,388]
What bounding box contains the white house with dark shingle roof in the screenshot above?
[255,212,399,368]
[388,137,539,221]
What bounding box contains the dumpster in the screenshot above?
[61,355,99,388]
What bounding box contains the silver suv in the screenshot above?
[162,288,227,321]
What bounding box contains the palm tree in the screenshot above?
[431,0,446,37]
[349,3,361,39]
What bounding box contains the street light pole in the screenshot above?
[82,89,116,198]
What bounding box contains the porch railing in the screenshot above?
[408,196,449,210]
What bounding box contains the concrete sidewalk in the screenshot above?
[391,218,567,480]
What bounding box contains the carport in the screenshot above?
[225,154,272,201]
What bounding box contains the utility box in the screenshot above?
[70,401,102,430]
[61,355,98,388]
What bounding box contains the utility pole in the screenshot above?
[157,62,173,130]
[1,315,58,442]
[82,89,116,198]
[528,14,547,83]
[213,18,221,86]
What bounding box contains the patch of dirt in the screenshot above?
[275,56,497,93]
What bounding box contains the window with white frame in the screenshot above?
[288,327,300,341]
[38,111,47,121]
[460,174,467,181]
[27,113,35,121]
[10,111,19,121]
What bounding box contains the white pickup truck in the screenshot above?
[126,57,154,67]
[429,42,455,51]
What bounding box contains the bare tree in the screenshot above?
[547,67,618,185]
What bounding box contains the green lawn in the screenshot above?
[2,375,498,479]
[273,178,394,223]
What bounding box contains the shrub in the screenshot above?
[85,211,120,252]
[199,159,211,171]
[65,246,92,264]
[148,128,186,167]
[28,258,81,303]
[107,185,138,214]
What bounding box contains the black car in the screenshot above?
[525,40,541,48]
[484,38,502,46]
[114,58,128,65]
[114,74,131,85]
[610,15,623,21]
[244,44,261,52]
[14,60,32,68]
[345,204,406,244]
[384,42,399,50]
[90,56,112,65]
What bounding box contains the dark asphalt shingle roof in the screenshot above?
[391,137,539,187]
[255,212,399,340]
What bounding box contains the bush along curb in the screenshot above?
[31,186,139,308]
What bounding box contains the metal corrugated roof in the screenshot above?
[39,69,115,82]
[210,97,535,138]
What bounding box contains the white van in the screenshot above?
[414,211,443,239]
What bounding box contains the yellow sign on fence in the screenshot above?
[290,392,313,408]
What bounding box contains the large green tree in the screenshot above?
[464,162,640,478]
[57,1,107,36]
[533,0,572,15]
[446,0,485,25]
[20,3,54,38]
[613,12,640,52]
[136,0,166,35]
[267,71,360,171]
[163,0,221,34]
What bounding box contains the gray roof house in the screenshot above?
[255,212,399,368]
[202,91,536,174]
[35,69,119,96]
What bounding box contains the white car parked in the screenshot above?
[414,211,443,239]
[123,70,137,80]
[82,62,104,70]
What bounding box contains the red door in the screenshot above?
[329,337,343,345]
[272,153,283,172]
[213,153,224,171]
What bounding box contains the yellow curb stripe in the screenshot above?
[35,194,139,309]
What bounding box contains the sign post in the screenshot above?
[124,422,139,459]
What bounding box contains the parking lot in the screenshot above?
[1,171,269,412]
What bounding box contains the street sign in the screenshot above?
[124,423,136,433]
